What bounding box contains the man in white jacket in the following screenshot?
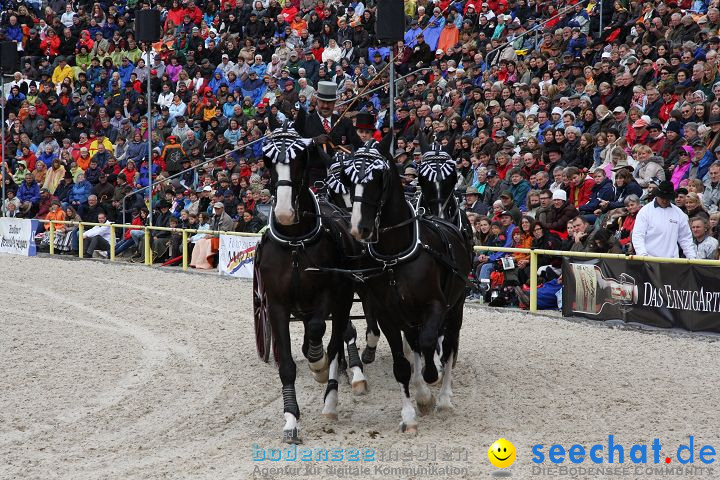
[83,213,112,258]
[632,181,696,259]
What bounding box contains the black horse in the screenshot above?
[325,150,383,365]
[341,137,472,432]
[415,133,474,241]
[256,121,356,443]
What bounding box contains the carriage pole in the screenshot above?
[389,48,395,133]
[1,72,5,210]
[146,46,153,226]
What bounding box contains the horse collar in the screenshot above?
[367,200,422,266]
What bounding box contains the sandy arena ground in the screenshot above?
[2,254,720,480]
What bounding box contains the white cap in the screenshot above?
[552,190,567,201]
[552,106,563,115]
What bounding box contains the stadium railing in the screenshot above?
[476,246,720,312]
[39,219,261,269]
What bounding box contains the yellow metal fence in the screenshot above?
[475,246,720,312]
[40,219,261,269]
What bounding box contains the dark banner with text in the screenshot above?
[562,258,720,333]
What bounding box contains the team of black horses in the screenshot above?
[254,113,473,443]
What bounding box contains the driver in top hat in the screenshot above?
[302,80,362,184]
[354,111,379,143]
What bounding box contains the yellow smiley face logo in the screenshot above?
[488,438,516,469]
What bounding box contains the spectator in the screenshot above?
[632,181,696,258]
[462,186,489,215]
[690,217,719,260]
[544,189,578,237]
[83,212,112,258]
[579,169,615,222]
[618,195,642,253]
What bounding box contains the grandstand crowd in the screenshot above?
[1,0,720,306]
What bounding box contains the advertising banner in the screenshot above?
[562,258,720,333]
[0,218,37,256]
[218,234,260,278]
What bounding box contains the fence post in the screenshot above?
[49,221,55,255]
[182,229,189,270]
[144,227,152,265]
[529,250,538,312]
[110,224,116,261]
[78,223,84,258]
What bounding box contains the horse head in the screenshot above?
[343,135,393,242]
[262,119,312,225]
[417,133,458,219]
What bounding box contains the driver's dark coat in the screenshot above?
[298,109,363,183]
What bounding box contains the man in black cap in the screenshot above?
[632,181,695,258]
[482,169,509,206]
[408,33,434,67]
[298,80,362,184]
[659,121,685,168]
[301,49,319,84]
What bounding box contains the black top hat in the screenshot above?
[355,112,375,130]
[654,180,677,199]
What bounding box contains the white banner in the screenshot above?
[0,218,37,256]
[218,234,260,278]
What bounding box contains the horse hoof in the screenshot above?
[400,422,418,434]
[361,347,376,364]
[282,428,303,444]
[351,379,368,395]
[436,397,454,413]
[417,394,436,417]
[322,412,338,421]
[312,369,329,384]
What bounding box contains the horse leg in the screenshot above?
[269,305,301,444]
[438,301,464,412]
[383,325,417,434]
[344,321,368,395]
[413,351,435,416]
[419,301,445,386]
[323,287,353,419]
[361,303,381,364]
[437,351,455,412]
[322,351,341,421]
[402,332,413,366]
[306,310,329,384]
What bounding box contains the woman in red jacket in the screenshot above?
[40,29,60,57]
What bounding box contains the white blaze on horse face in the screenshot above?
[274,163,294,225]
[342,193,352,209]
[350,184,364,239]
[435,181,444,219]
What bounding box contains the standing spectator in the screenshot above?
[632,181,696,258]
